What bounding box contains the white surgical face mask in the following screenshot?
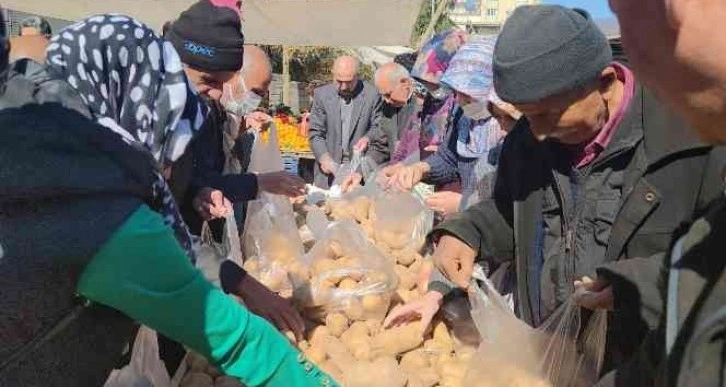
[461,101,489,120]
[223,77,263,117]
[428,86,451,101]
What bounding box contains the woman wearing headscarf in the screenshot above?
[388,35,509,216]
[0,14,336,387]
[382,36,519,332]
[388,29,468,166]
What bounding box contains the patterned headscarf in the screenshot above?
[411,29,468,86]
[440,35,497,103]
[46,14,206,258]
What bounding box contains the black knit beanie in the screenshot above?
[167,0,245,72]
[493,5,612,104]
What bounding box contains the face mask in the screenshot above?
[223,77,263,117]
[428,86,451,101]
[461,101,489,120]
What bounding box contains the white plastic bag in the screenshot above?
[103,327,172,387]
[194,212,243,287]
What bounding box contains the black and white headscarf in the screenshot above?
[46,14,206,259]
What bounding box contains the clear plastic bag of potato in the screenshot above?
[294,219,398,321]
[372,191,432,250]
[463,277,608,387]
[242,123,305,294]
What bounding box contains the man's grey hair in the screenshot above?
[375,62,411,85]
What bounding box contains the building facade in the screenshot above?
[448,0,541,35]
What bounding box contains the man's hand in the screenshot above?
[432,235,477,290]
[392,162,430,191]
[383,291,443,333]
[319,154,338,175]
[237,274,305,341]
[257,171,306,198]
[425,191,463,216]
[193,187,231,221]
[574,276,613,311]
[245,111,273,132]
[341,172,363,193]
[353,137,370,152]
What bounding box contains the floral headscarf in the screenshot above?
[47,14,206,259]
[411,29,468,85]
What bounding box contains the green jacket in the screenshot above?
[432,85,726,366]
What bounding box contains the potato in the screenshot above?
[394,265,416,291]
[325,313,349,337]
[180,372,214,387]
[455,346,477,363]
[406,369,439,387]
[214,376,243,387]
[307,325,331,347]
[338,278,358,291]
[287,261,311,282]
[399,349,430,371]
[392,248,418,267]
[326,241,344,259]
[341,321,370,343]
[351,197,372,223]
[303,345,327,364]
[344,357,406,387]
[439,359,468,382]
[350,338,373,361]
[187,352,210,373]
[320,360,343,381]
[361,294,386,313]
[364,319,382,336]
[344,298,365,321]
[313,259,337,275]
[432,321,455,353]
[371,322,424,356]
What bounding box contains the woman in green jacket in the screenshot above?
[0,14,336,387]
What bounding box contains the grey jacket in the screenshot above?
[432,86,726,370]
[308,80,384,188]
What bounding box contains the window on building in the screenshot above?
[486,8,498,17]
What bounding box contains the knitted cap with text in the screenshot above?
[167,0,245,72]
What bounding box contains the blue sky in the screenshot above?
[543,0,614,18]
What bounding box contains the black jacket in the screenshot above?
[433,85,726,369]
[0,64,156,386]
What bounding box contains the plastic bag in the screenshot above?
[294,219,398,322]
[243,122,305,295]
[373,190,432,251]
[462,277,608,387]
[103,326,172,387]
[193,212,243,288]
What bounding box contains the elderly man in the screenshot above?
[308,55,386,188]
[375,62,418,158]
[9,17,51,63]
[577,1,726,385]
[386,5,726,374]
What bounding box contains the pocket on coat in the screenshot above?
[594,198,620,246]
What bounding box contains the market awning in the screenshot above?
[3,0,423,46]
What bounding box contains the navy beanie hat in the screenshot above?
[167,0,245,72]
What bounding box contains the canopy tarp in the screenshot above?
[4,0,423,46]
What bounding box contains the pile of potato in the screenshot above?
[178,353,244,387]
[294,315,475,387]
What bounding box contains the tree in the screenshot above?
[411,0,456,47]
